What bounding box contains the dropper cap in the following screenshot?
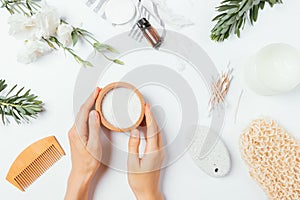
[137,18,151,29]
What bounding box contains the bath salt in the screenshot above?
[101,87,142,130]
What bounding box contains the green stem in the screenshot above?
[80,34,94,46]
[0,101,19,108]
[83,33,98,43]
[30,0,40,8]
[29,1,38,11]
[16,3,28,15]
[43,37,92,66]
[100,52,115,62]
[1,0,37,15]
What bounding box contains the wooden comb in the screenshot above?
[6,136,65,191]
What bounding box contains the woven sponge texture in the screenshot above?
[240,118,300,200]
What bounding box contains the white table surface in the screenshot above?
[1,0,300,199]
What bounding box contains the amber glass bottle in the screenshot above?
[137,18,162,49]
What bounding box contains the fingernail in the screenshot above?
[145,103,150,113]
[90,111,98,120]
[94,88,99,96]
[131,129,139,138]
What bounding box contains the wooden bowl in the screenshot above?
[95,82,145,132]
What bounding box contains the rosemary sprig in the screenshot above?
[0,79,43,125]
[211,0,283,42]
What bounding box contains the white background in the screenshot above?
[1,0,300,199]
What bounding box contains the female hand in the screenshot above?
[127,103,164,200]
[65,88,102,200]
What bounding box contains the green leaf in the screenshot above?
[253,5,259,22]
[259,1,265,9]
[83,61,93,67]
[0,80,44,125]
[113,59,125,65]
[6,84,17,97]
[211,0,283,42]
[93,42,110,52]
[44,39,56,49]
[71,31,78,46]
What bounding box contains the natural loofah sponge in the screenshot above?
[240,118,300,200]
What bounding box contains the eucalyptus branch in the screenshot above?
[0,79,43,125]
[1,0,40,16]
[1,1,124,66]
[211,0,283,42]
[69,24,124,65]
[43,36,93,67]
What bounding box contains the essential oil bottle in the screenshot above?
[137,18,162,49]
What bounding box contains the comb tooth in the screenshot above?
[28,159,46,184]
[30,161,44,181]
[49,145,58,157]
[19,173,29,188]
[22,169,34,186]
[15,176,25,191]
[49,147,61,165]
[40,151,52,169]
[46,148,56,165]
[38,153,48,170]
[42,150,51,169]
[48,146,57,160]
[26,166,37,183]
[15,175,26,189]
[52,146,63,159]
[29,163,40,179]
[35,157,47,173]
[40,154,49,171]
[42,149,51,165]
[49,146,61,163]
[27,164,38,183]
[31,161,43,177]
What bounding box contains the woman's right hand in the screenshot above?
[127,103,164,200]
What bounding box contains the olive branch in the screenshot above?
[0,79,43,125]
[211,0,283,42]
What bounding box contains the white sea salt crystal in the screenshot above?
[101,87,142,130]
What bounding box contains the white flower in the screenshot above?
[7,3,60,40]
[56,23,73,46]
[17,40,52,64]
[8,14,38,40]
[34,3,60,39]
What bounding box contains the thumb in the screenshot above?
[86,110,102,161]
[128,129,140,168]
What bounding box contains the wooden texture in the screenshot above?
[6,136,65,191]
[96,82,145,132]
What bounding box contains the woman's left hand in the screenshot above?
[65,87,102,200]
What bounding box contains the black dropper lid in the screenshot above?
[137,18,151,29]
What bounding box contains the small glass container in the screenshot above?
[137,18,162,49]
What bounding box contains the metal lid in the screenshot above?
[137,18,151,29]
